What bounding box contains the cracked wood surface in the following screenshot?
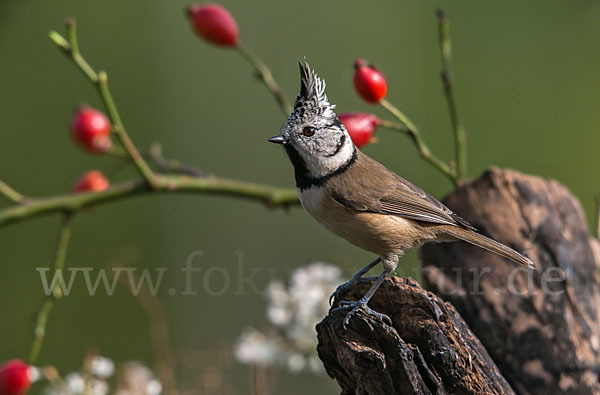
[317,277,514,395]
[422,167,600,394]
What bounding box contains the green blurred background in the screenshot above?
[1,0,600,393]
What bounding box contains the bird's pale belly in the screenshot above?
[298,187,436,256]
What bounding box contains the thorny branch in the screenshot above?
[50,19,159,188]
[0,175,299,227]
[378,100,457,185]
[0,179,27,204]
[107,143,211,178]
[374,10,467,187]
[0,20,300,230]
[236,44,293,115]
[437,10,467,182]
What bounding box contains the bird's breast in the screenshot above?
[298,186,434,256]
[298,186,326,217]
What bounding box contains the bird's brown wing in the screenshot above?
[377,183,475,230]
[328,150,474,230]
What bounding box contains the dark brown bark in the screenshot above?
[421,167,600,394]
[317,277,514,395]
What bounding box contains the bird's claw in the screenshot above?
[332,299,392,329]
[329,276,375,306]
[329,281,353,306]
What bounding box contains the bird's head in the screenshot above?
[269,62,355,179]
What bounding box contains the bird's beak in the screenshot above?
[268,135,286,145]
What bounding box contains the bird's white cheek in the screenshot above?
[303,137,354,177]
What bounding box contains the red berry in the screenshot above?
[353,59,387,103]
[338,113,379,148]
[187,4,239,47]
[0,360,32,395]
[72,170,110,194]
[70,106,112,154]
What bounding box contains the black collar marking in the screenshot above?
[284,144,357,191]
[326,133,347,158]
[324,118,347,158]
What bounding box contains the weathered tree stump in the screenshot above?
[317,277,514,394]
[422,167,600,394]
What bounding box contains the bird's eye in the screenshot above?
[303,126,316,137]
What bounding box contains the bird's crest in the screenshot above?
[290,61,336,122]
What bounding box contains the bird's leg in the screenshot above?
[329,256,382,305]
[350,256,382,282]
[332,268,391,329]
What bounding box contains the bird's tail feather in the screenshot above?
[440,226,534,269]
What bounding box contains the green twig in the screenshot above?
[0,179,27,204]
[29,212,73,364]
[379,100,457,185]
[49,20,159,189]
[595,193,600,239]
[437,10,467,182]
[236,44,292,115]
[107,143,209,178]
[0,175,299,227]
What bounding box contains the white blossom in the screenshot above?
[233,328,280,366]
[234,262,345,374]
[114,362,162,395]
[42,372,109,395]
[42,357,161,395]
[90,356,115,379]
